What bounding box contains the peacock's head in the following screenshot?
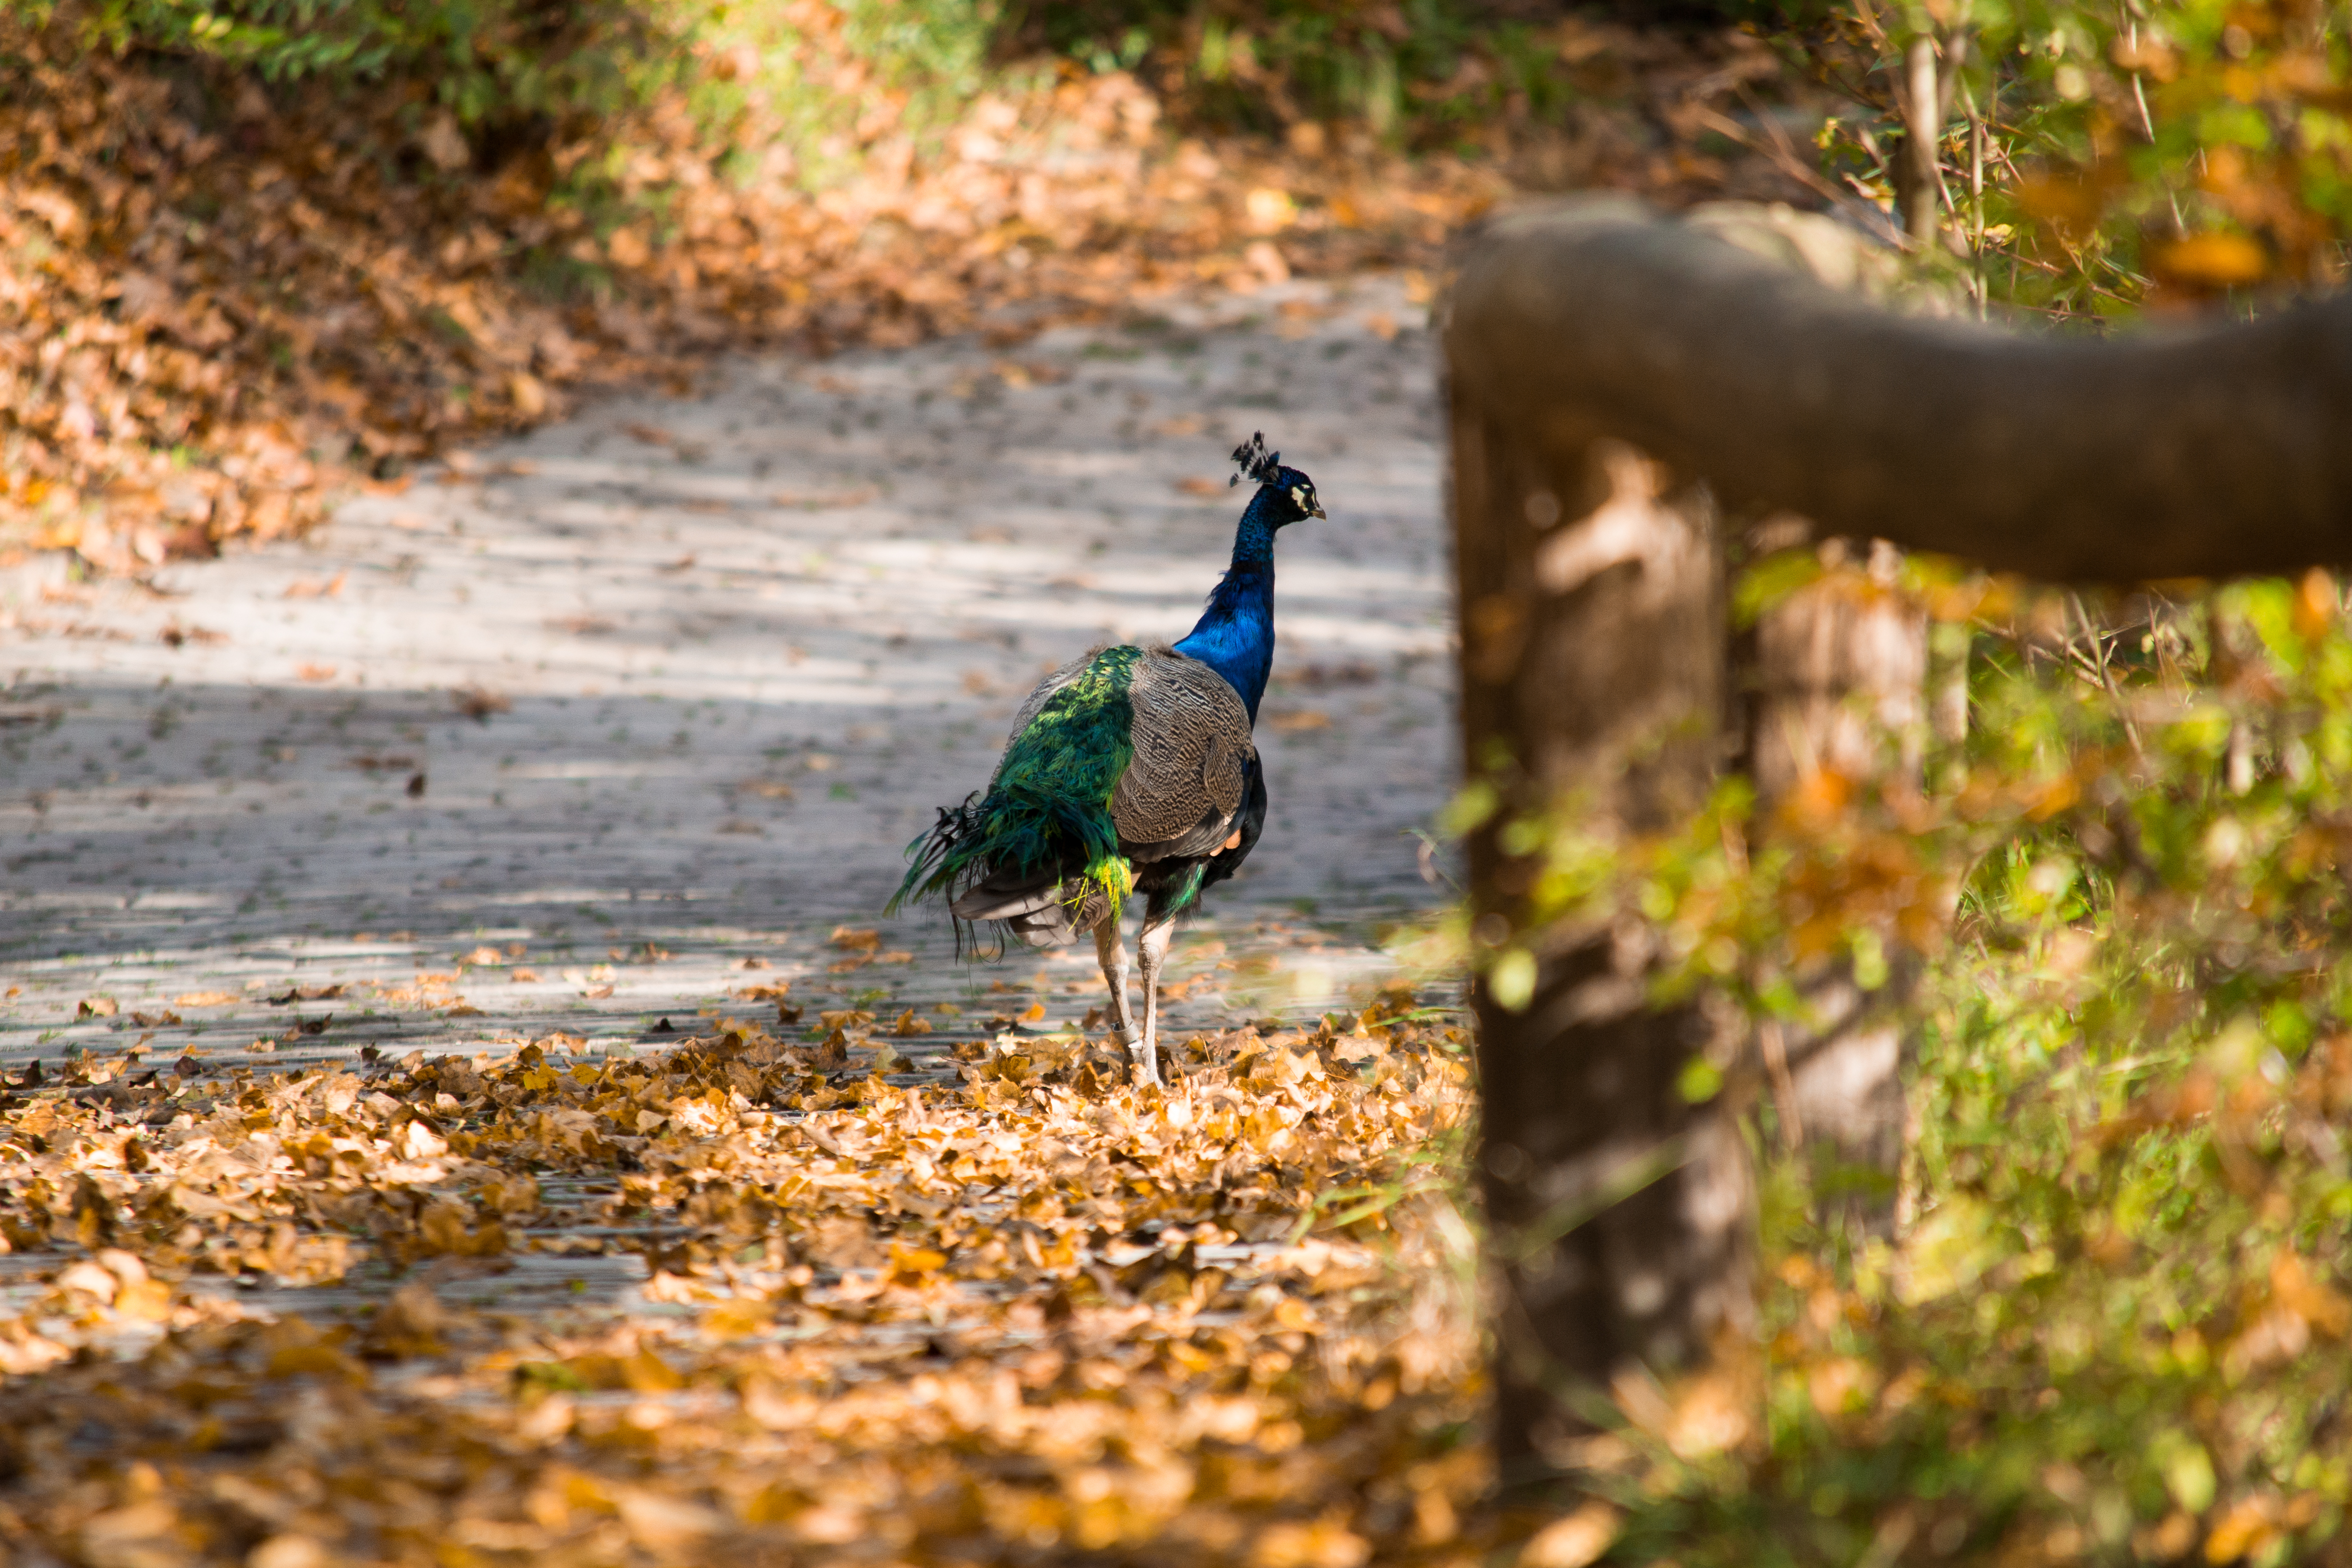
[1229,431,1326,525]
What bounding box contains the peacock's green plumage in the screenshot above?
[889,643,1143,922]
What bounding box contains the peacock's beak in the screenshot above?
[1308,501,1327,519]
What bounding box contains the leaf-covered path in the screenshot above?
[0,278,1494,1567]
[3,273,1454,1072]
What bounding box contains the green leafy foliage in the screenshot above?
[60,0,687,127]
[1484,564,2352,1562]
[1003,0,1472,136]
[998,0,1790,145]
[1805,0,2352,317]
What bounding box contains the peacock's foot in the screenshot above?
[1111,1032,1162,1087]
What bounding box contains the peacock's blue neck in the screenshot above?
[1172,491,1282,724]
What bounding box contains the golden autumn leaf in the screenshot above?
[1519,1503,1621,1568]
[2013,167,2124,241]
[2294,569,2339,642]
[2203,1497,2282,1565]
[2151,231,2269,288]
[620,1349,684,1394]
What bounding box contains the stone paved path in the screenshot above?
[0,275,1457,1082]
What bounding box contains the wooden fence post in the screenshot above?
[1452,396,1749,1479]
[1450,202,1942,1468]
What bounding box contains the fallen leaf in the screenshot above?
[454,686,510,720]
[159,624,228,647]
[2152,231,2269,289]
[1520,1503,1621,1568]
[1245,186,1298,233]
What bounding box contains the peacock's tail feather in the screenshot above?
[889,645,1142,933]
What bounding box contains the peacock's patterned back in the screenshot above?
[1112,649,1253,853]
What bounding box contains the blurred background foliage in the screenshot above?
[1797,0,2352,317]
[33,0,2350,319]
[1482,564,2352,1562]
[63,0,681,125]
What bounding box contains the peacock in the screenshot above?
[890,433,1325,1085]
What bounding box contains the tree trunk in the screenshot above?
[1681,213,1951,1237]
[1453,399,1750,1481]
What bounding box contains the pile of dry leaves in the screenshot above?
[0,13,1501,575]
[0,3,1816,576]
[0,990,1505,1565]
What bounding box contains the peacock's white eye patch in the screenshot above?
[1291,486,1305,506]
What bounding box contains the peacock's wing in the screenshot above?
[1111,645,1256,863]
[1138,746,1265,923]
[1197,752,1267,893]
[923,645,1140,934]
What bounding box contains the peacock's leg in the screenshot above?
[1093,918,1137,1051]
[1135,910,1178,1088]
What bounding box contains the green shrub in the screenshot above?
[1497,565,2352,1562]
[48,0,691,129]
[1807,0,2352,317]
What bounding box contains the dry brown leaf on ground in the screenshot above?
[0,996,1489,1563]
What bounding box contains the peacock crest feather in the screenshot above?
[1229,430,1281,487]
